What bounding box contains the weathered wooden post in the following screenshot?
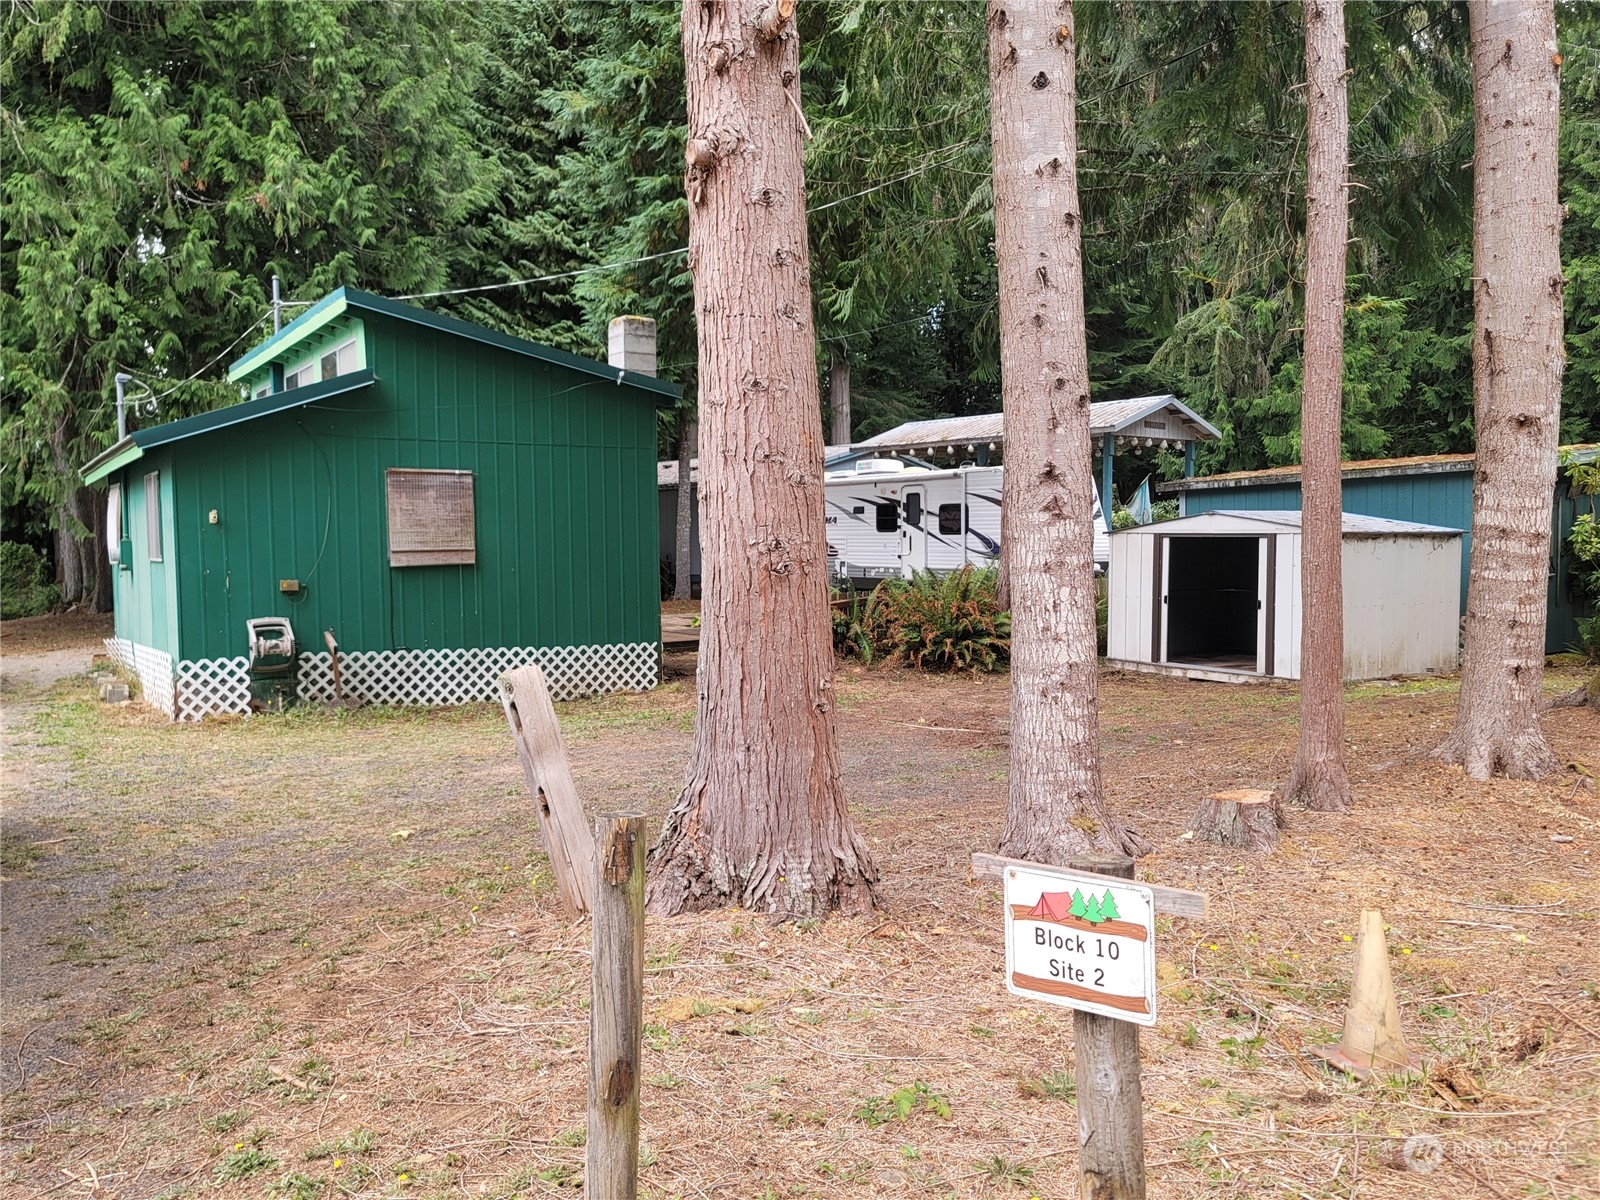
[587,812,645,1199]
[974,850,1204,1200]
[1067,855,1145,1200]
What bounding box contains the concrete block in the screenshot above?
[99,680,129,703]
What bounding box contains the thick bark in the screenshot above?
[1436,0,1564,781]
[827,348,851,447]
[55,512,84,605]
[989,0,1147,862]
[1284,0,1352,813]
[647,0,879,918]
[673,415,697,600]
[90,491,112,613]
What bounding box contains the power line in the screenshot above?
[124,312,274,407]
[391,145,982,304]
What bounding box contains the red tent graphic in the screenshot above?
[1027,891,1074,921]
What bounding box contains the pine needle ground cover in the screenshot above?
[2,626,1596,1199]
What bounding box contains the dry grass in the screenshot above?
[1,644,1596,1200]
[1,609,114,655]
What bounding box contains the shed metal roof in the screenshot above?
[1113,509,1462,537]
[227,286,680,402]
[81,370,377,485]
[852,395,1222,455]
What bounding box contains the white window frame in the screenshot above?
[107,483,124,566]
[144,471,162,562]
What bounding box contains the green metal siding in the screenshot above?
[109,451,183,657]
[1180,468,1589,653]
[114,311,659,664]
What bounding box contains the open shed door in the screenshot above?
[1158,534,1272,674]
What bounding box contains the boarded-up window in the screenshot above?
[144,471,162,561]
[386,469,476,566]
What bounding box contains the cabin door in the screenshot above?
[900,487,929,576]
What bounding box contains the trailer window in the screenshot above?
[903,492,923,528]
[875,502,898,533]
[938,503,963,535]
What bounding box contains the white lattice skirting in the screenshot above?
[104,638,177,718]
[106,639,658,722]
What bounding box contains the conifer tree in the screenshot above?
[989,0,1147,863]
[1284,0,1353,813]
[646,0,878,917]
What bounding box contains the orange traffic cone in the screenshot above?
[1310,908,1422,1079]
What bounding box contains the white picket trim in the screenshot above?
[103,637,177,719]
[107,638,659,721]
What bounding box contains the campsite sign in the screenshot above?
[1004,864,1158,1026]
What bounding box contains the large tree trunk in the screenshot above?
[1435,0,1564,781]
[90,487,112,613]
[828,348,851,447]
[990,0,1147,862]
[647,0,879,918]
[673,414,697,600]
[1284,0,1352,813]
[55,510,84,606]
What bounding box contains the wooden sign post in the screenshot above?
[976,851,1205,1200]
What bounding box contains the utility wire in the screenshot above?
[122,312,274,407]
[392,143,982,304]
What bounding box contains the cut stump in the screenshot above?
[1188,789,1282,852]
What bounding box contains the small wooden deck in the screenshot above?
[662,614,701,653]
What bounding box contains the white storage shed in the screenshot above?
[1106,510,1463,682]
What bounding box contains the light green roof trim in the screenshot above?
[79,372,378,483]
[227,290,350,382]
[81,438,145,486]
[230,286,681,403]
[340,288,682,403]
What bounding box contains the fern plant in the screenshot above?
[877,567,1010,672]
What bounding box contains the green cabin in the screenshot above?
[81,288,677,720]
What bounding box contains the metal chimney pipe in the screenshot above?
[271,274,282,334]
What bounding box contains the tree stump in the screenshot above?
[1188,789,1282,852]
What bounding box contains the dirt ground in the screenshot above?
[1,617,1597,1200]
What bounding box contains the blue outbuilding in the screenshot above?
[1157,448,1598,654]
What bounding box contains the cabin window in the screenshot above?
[144,471,162,561]
[320,338,360,381]
[938,503,963,535]
[106,484,123,565]
[903,492,923,529]
[386,468,476,566]
[283,366,308,390]
[254,386,271,400]
[874,501,898,533]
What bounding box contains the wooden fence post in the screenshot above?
[498,665,595,916]
[587,812,645,1200]
[1067,854,1145,1200]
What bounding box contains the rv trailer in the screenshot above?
[823,460,1110,586]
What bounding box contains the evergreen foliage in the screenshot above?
[3,0,1595,590]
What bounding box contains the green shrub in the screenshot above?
[0,542,58,618]
[871,567,1010,672]
[831,581,899,664]
[1095,575,1109,656]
